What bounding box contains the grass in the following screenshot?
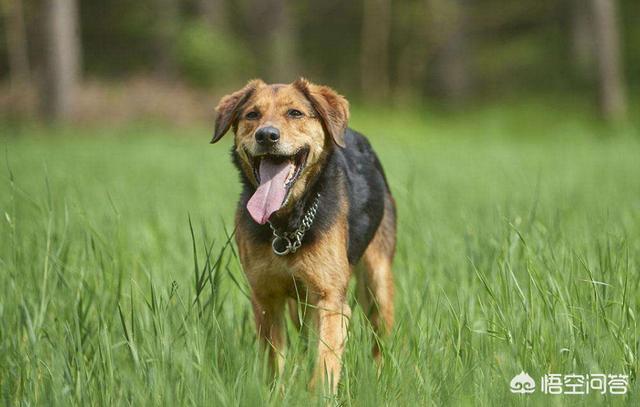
[1,104,639,405]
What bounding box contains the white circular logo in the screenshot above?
[510,371,536,394]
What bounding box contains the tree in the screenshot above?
[198,0,227,28]
[41,0,81,121]
[591,0,626,121]
[360,0,391,102]
[569,0,594,81]
[428,0,471,107]
[246,0,299,82]
[154,0,180,80]
[2,0,30,88]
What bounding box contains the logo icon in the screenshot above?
[510,371,536,394]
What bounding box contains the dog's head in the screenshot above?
[211,78,349,225]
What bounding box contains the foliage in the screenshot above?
[2,0,633,102]
[177,21,253,88]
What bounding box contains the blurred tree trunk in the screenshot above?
[591,0,626,121]
[154,0,179,80]
[394,2,429,105]
[41,0,81,121]
[246,0,298,82]
[360,0,390,102]
[198,0,226,28]
[569,0,594,80]
[394,34,428,105]
[2,0,30,87]
[429,0,470,107]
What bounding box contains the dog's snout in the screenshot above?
[255,126,280,145]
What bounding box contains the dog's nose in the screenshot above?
[255,126,280,145]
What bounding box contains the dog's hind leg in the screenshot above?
[357,193,396,359]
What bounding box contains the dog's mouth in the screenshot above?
[245,147,309,225]
[250,148,308,187]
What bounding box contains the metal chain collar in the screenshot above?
[268,193,320,256]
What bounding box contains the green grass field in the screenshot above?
[1,104,639,405]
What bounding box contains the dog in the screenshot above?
[210,78,396,392]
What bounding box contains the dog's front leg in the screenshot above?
[310,294,351,393]
[251,294,286,376]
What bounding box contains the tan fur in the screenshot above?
[213,79,348,213]
[293,78,350,147]
[236,195,351,392]
[215,79,394,394]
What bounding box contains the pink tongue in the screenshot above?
[247,160,293,224]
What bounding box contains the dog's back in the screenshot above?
[335,128,395,264]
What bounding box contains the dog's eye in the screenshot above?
[245,111,260,120]
[287,109,304,118]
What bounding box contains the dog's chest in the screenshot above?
[238,237,340,296]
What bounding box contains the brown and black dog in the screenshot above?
[210,78,396,392]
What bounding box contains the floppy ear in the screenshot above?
[293,78,350,148]
[211,79,263,143]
